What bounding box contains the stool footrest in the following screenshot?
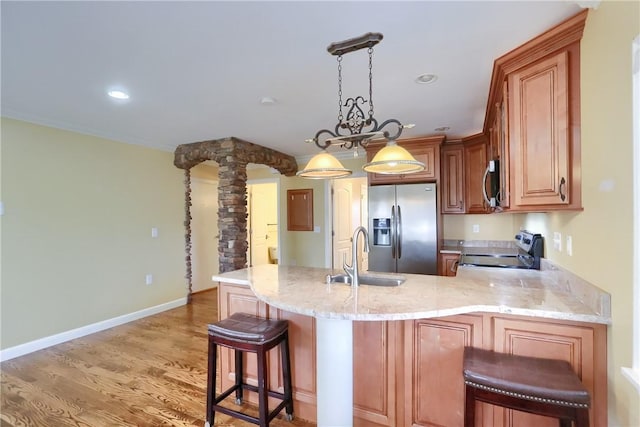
[213,393,291,425]
[215,383,289,405]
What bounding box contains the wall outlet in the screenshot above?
[145,274,153,285]
[472,224,480,233]
[566,236,573,256]
[151,227,158,238]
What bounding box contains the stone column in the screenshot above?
[217,148,249,273]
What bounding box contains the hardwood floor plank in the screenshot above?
[1,290,315,427]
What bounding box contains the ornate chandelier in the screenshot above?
[297,32,424,179]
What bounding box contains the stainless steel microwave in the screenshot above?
[482,159,500,207]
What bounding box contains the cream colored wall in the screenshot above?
[279,175,327,268]
[1,118,185,349]
[442,213,526,241]
[521,3,639,425]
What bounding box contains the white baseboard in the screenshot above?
[0,297,187,362]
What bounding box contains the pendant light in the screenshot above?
[362,140,425,174]
[296,151,352,179]
[298,32,424,179]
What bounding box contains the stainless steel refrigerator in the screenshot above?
[368,183,437,275]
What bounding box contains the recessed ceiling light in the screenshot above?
[434,126,450,132]
[108,90,130,100]
[415,74,438,84]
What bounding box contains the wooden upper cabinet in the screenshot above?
[508,51,571,207]
[366,136,443,185]
[464,137,490,214]
[287,189,313,231]
[484,11,586,212]
[440,144,465,213]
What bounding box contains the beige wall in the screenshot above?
[524,3,638,425]
[1,118,185,349]
[442,213,525,241]
[279,175,328,268]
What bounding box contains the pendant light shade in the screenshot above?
[363,141,425,174]
[296,151,352,179]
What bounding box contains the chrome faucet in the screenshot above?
[343,226,370,287]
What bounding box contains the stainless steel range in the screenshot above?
[461,231,544,270]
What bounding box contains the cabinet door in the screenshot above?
[464,140,489,214]
[353,321,397,426]
[492,317,604,427]
[441,146,465,213]
[269,308,317,422]
[508,51,570,206]
[287,189,313,231]
[439,253,461,276]
[403,315,484,427]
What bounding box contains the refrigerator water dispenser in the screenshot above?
[373,218,391,246]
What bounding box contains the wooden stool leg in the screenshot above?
[257,347,269,426]
[464,384,476,427]
[206,338,216,427]
[575,408,590,427]
[281,333,294,419]
[234,349,243,404]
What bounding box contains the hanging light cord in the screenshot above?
[368,46,374,120]
[337,55,343,124]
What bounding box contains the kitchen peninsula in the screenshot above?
[213,263,609,427]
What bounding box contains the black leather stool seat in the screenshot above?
[206,312,293,427]
[208,312,288,344]
[463,347,590,427]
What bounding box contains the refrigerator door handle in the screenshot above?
[397,205,402,259]
[391,205,396,259]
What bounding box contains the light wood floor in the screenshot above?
[1,290,315,427]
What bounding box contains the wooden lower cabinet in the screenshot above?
[353,321,398,426]
[491,316,607,427]
[217,283,606,427]
[403,315,484,427]
[439,252,461,276]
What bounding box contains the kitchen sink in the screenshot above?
[325,273,405,287]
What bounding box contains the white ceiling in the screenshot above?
[1,1,584,160]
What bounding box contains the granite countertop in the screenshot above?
[212,262,611,325]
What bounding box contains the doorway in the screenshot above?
[247,181,278,267]
[191,178,219,292]
[331,177,368,270]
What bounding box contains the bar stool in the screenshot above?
[205,312,294,427]
[463,347,590,427]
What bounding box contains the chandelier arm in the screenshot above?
[376,119,405,141]
[314,129,339,150]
